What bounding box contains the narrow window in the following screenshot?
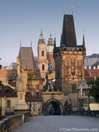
[42,51,44,56]
[42,64,45,70]
[72,85,76,93]
[7,100,11,108]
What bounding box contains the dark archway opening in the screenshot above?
[43,101,61,115]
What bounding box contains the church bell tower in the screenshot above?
[38,30,48,85]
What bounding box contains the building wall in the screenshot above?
[0,97,17,116]
[84,54,99,67]
[47,52,55,66]
[0,69,8,84]
[6,97,17,112]
[90,103,99,110]
[30,102,42,116]
[27,79,43,96]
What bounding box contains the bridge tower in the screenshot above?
[54,13,86,110]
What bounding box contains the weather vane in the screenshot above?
[64,5,66,14]
[72,6,74,14]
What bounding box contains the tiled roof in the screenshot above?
[26,95,42,102]
[85,69,99,77]
[60,15,77,47]
[8,81,16,88]
[18,47,37,74]
[0,85,17,97]
[85,69,99,82]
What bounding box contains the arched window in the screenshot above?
[42,64,45,70]
[41,51,44,56]
[72,85,76,93]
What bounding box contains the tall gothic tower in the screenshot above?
[54,13,86,110]
[38,30,48,84]
[47,33,55,66]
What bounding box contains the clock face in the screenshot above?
[47,45,54,52]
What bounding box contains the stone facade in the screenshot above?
[55,47,86,93]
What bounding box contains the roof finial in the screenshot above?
[72,6,74,15]
[64,5,66,14]
[40,29,43,39]
[31,40,32,47]
[41,29,43,34]
[83,28,85,34]
[50,32,52,38]
[20,39,21,47]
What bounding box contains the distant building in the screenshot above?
[84,54,99,69]
[85,69,99,82]
[0,82,17,116]
[0,68,16,88]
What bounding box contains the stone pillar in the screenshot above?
[15,91,28,110]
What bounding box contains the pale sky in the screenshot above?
[0,0,99,66]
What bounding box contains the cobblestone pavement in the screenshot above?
[12,116,99,132]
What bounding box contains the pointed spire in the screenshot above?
[83,33,85,48]
[31,40,32,47]
[38,29,45,44]
[40,29,44,39]
[20,39,21,47]
[64,5,66,14]
[61,14,77,47]
[50,32,52,38]
[54,33,56,49]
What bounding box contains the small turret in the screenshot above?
[40,29,44,39]
[38,30,45,44]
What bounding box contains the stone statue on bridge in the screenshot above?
[15,71,28,112]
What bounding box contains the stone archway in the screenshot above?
[43,99,63,115]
